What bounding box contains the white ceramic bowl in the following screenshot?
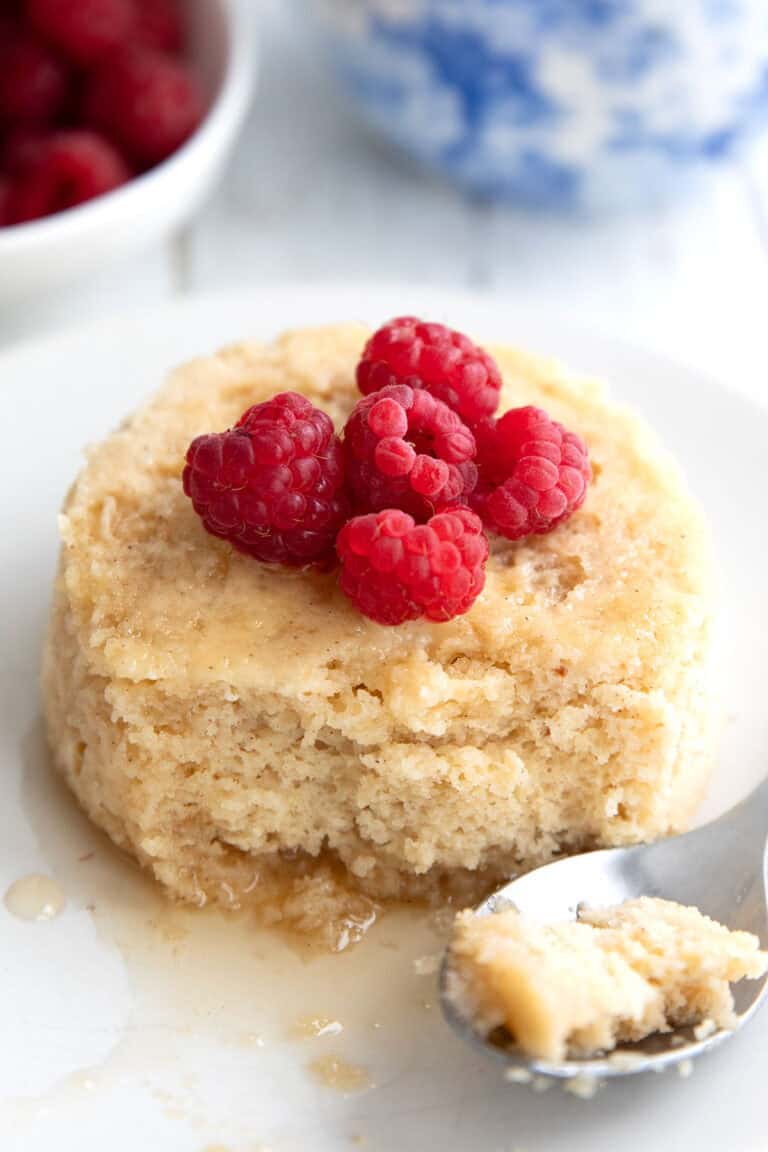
[0,0,254,302]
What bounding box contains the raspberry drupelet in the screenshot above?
[343,383,478,521]
[0,31,70,126]
[183,392,349,568]
[337,507,488,625]
[3,128,47,176]
[471,406,590,541]
[357,316,502,425]
[134,0,183,53]
[0,180,11,227]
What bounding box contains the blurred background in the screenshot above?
[2,0,768,383]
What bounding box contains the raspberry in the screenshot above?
[471,406,590,540]
[84,47,204,165]
[7,129,129,222]
[134,0,183,53]
[343,383,477,520]
[25,0,136,65]
[183,392,349,569]
[0,32,70,125]
[357,316,502,425]
[337,507,488,625]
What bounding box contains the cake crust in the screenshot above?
[42,325,714,937]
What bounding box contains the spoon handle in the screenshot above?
[718,774,768,845]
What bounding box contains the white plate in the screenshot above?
[1,285,766,1152]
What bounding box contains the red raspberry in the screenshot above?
[134,0,183,53]
[25,0,137,65]
[84,47,204,165]
[183,392,349,569]
[343,383,477,520]
[0,32,69,125]
[357,317,502,426]
[8,129,129,222]
[337,507,488,625]
[471,406,590,541]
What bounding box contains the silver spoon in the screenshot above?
[440,778,768,1081]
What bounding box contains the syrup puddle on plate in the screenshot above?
[307,1055,373,1094]
[6,719,456,1149]
[4,873,65,921]
[290,1015,345,1040]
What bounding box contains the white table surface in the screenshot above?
[2,0,768,391]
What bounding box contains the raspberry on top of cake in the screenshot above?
[181,317,592,625]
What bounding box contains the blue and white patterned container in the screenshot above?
[313,0,768,209]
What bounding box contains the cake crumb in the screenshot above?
[563,1074,601,1099]
[308,1055,372,1094]
[504,1066,533,1084]
[677,1059,694,1079]
[693,1018,718,1041]
[531,1076,551,1093]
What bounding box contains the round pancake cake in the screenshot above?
[43,324,714,947]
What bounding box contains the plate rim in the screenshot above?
[1,281,764,419]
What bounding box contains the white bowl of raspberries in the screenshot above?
[0,0,254,301]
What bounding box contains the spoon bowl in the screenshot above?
[441,779,768,1080]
